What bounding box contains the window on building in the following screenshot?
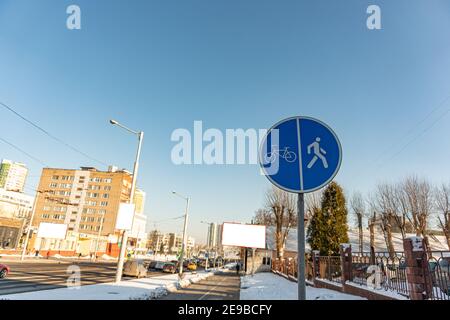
[51,175,59,180]
[100,201,108,207]
[102,193,109,199]
[262,257,272,266]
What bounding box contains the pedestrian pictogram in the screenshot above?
[307,137,328,169]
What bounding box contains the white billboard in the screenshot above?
[221,223,266,249]
[115,203,135,230]
[37,223,67,239]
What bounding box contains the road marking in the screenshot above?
[197,276,229,301]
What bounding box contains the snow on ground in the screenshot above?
[240,272,366,300]
[344,281,408,300]
[1,271,214,300]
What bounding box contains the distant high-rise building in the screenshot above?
[206,223,223,251]
[206,223,216,248]
[0,159,28,192]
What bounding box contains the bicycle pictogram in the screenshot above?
[264,146,297,163]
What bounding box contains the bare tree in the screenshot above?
[253,208,275,226]
[374,183,397,258]
[264,186,297,258]
[393,183,409,239]
[305,190,322,230]
[435,183,450,250]
[366,194,378,254]
[351,192,365,254]
[402,176,432,240]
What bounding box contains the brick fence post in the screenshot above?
[340,244,353,284]
[403,237,433,300]
[312,250,320,280]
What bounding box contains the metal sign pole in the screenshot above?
[297,192,306,300]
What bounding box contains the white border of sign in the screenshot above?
[259,116,343,193]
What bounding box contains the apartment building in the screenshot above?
[0,188,34,249]
[0,159,28,192]
[29,166,134,257]
[147,231,195,256]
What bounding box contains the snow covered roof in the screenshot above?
[265,226,306,252]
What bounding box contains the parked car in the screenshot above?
[154,261,167,270]
[0,264,10,279]
[187,262,197,271]
[163,263,177,274]
[147,261,158,270]
[123,260,148,278]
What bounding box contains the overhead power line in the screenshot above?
[376,106,450,172]
[0,136,48,166]
[0,101,109,167]
[372,92,450,169]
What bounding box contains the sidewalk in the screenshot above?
[1,271,215,300]
[240,272,366,300]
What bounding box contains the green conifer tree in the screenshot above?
[307,182,349,255]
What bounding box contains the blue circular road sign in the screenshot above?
[259,116,342,193]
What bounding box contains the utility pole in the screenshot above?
[172,191,190,278]
[110,119,144,283]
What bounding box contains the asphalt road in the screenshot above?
[0,259,161,296]
[160,272,240,300]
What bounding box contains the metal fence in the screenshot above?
[351,251,409,298]
[317,256,342,284]
[428,251,450,300]
[271,255,315,282]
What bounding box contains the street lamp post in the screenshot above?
[172,191,190,278]
[201,221,215,270]
[110,119,144,283]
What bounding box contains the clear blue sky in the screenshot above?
[1,0,450,243]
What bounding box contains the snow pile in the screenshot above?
[240,272,366,300]
[1,271,215,300]
[101,254,116,261]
